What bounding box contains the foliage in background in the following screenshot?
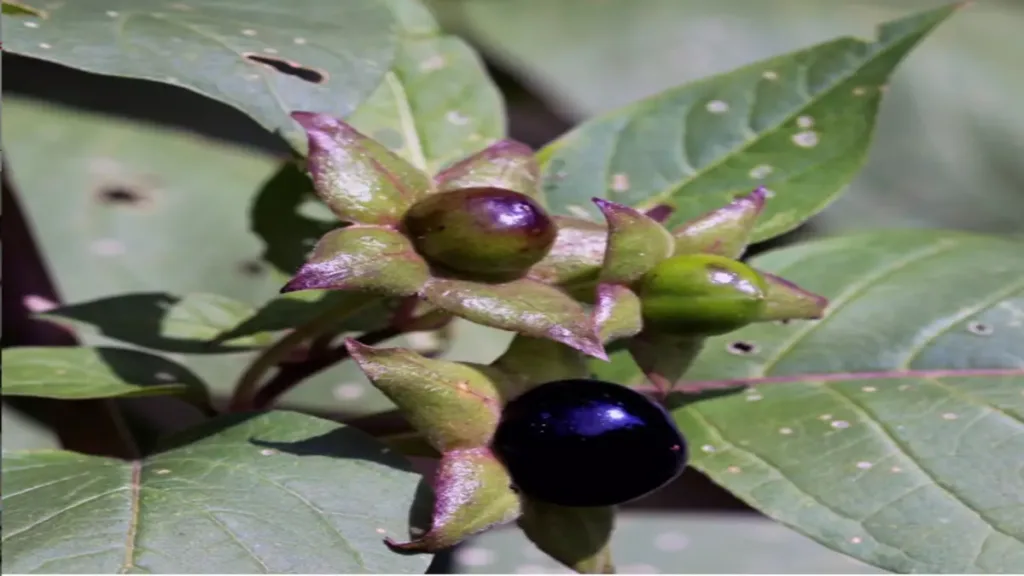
[2,0,1021,574]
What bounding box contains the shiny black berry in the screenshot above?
[402,187,557,281]
[491,378,687,507]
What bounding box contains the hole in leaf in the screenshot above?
[967,321,993,336]
[727,341,758,355]
[239,260,265,276]
[244,53,326,83]
[777,319,792,325]
[96,185,148,206]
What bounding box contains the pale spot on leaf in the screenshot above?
[91,238,125,256]
[39,42,52,49]
[851,536,863,544]
[705,99,729,113]
[333,382,365,400]
[294,37,307,45]
[567,205,592,220]
[260,449,277,456]
[967,321,993,335]
[701,444,716,453]
[419,55,446,72]
[611,173,630,192]
[831,420,850,429]
[762,70,778,80]
[819,414,833,421]
[263,47,278,54]
[796,115,815,128]
[241,29,257,36]
[455,547,495,567]
[446,110,469,125]
[106,10,119,17]
[862,386,877,393]
[942,412,958,420]
[654,531,690,551]
[154,469,171,475]
[746,393,763,402]
[856,461,873,470]
[853,86,868,96]
[24,21,39,28]
[727,466,742,474]
[779,427,793,435]
[749,164,773,179]
[791,130,820,148]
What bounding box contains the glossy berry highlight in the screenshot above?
[491,378,687,507]
[637,253,767,336]
[403,187,557,280]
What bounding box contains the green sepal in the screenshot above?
[434,140,541,199]
[345,340,503,451]
[387,448,521,552]
[756,271,829,321]
[671,187,766,258]
[593,198,674,285]
[527,216,607,289]
[627,331,706,394]
[518,499,616,574]
[281,225,430,296]
[291,112,430,225]
[593,283,643,344]
[491,335,591,398]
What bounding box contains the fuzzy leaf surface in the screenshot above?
[1,0,398,149]
[0,411,431,573]
[667,230,1024,573]
[2,346,206,401]
[534,5,958,242]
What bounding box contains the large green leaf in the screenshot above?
[1,405,60,451]
[1,0,398,149]
[527,5,956,242]
[2,346,208,401]
[443,0,1024,236]
[1,411,431,573]
[657,230,1023,573]
[453,512,883,573]
[346,0,504,174]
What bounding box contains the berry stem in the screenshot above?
[228,293,379,411]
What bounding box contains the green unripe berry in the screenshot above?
[403,187,557,280]
[637,254,767,336]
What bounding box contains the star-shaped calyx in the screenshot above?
[590,188,829,393]
[282,112,605,359]
[347,335,616,573]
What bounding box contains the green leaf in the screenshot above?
[346,340,503,451]
[517,500,615,574]
[1,405,60,451]
[2,346,208,401]
[1,411,432,573]
[2,0,399,150]
[668,230,1024,572]
[347,0,504,174]
[534,4,959,242]
[39,292,273,353]
[293,112,430,225]
[447,0,1024,237]
[453,511,884,573]
[282,225,430,295]
[421,277,606,359]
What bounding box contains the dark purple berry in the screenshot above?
[403,187,557,280]
[491,378,687,507]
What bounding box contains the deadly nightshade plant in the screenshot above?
[280,112,606,359]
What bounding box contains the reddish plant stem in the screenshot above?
[249,326,402,410]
